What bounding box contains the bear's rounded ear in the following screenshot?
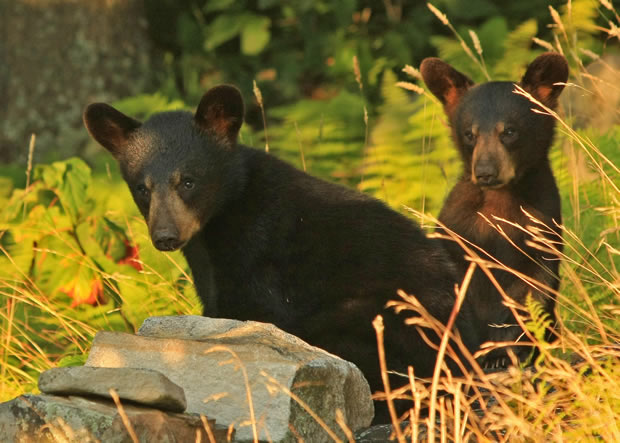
[420,58,474,117]
[520,52,569,109]
[83,103,141,157]
[194,85,245,147]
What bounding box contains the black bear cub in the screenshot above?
[421,53,568,367]
[84,85,480,421]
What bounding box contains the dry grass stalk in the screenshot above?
[373,315,406,442]
[532,37,556,51]
[427,262,475,441]
[200,414,218,443]
[25,133,36,189]
[396,81,425,95]
[353,55,363,91]
[427,3,490,80]
[335,408,356,443]
[549,5,570,47]
[23,134,36,218]
[514,85,619,189]
[253,80,270,153]
[294,121,307,172]
[109,388,139,443]
[402,65,422,80]
[261,370,345,442]
[205,346,259,442]
[426,3,448,25]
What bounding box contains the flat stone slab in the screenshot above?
[0,394,231,443]
[38,366,187,413]
[86,315,374,442]
[138,315,251,340]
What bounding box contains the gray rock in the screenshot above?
[38,366,187,413]
[87,315,374,442]
[0,394,230,443]
[138,315,246,340]
[354,423,396,442]
[354,421,429,442]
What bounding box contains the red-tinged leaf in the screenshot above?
[117,239,143,271]
[60,277,105,308]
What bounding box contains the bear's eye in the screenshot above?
[501,127,518,142]
[182,179,195,190]
[136,184,149,197]
[463,129,475,143]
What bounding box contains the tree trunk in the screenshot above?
[0,0,155,163]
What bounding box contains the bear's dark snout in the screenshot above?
[152,228,183,251]
[473,159,499,187]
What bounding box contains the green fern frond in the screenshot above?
[559,0,600,37]
[493,19,539,80]
[360,71,460,215]
[525,294,553,343]
[265,90,366,187]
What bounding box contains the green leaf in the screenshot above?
[114,93,185,119]
[257,0,280,9]
[0,229,34,278]
[0,176,13,199]
[57,354,88,368]
[204,0,236,13]
[35,158,92,225]
[176,12,204,52]
[75,222,115,273]
[59,159,91,224]
[204,14,243,51]
[241,15,271,55]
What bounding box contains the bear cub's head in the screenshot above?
[83,85,246,251]
[421,53,568,189]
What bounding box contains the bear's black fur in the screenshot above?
[84,85,481,421]
[420,53,568,367]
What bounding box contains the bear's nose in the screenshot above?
[152,229,182,251]
[474,161,499,186]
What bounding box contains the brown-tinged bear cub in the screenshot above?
[421,53,568,368]
[83,85,481,422]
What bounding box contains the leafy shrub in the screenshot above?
[144,0,570,107]
[0,157,200,397]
